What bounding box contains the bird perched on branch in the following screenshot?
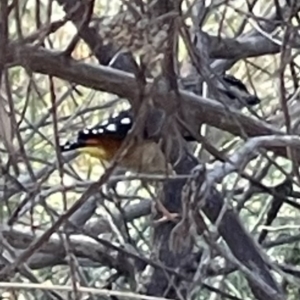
[60,110,173,174]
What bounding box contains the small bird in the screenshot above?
[181,73,261,109]
[60,110,173,174]
[180,73,261,162]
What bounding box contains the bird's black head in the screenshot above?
[220,74,261,108]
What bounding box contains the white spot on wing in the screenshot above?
[83,129,90,134]
[106,123,117,131]
[120,117,131,125]
[92,129,98,135]
[101,119,109,126]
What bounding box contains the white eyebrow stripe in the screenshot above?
[120,117,131,125]
[106,123,117,131]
